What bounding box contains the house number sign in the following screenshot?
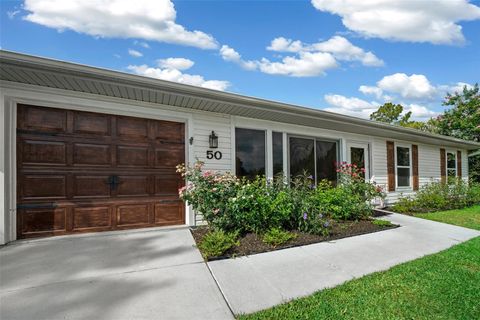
[206,150,222,160]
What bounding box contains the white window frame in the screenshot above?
[395,143,412,190]
[287,134,340,185]
[446,150,457,180]
[346,141,371,181]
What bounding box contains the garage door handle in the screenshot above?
[17,203,58,209]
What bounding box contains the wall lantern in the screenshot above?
[209,131,218,148]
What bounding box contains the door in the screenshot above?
[347,142,370,180]
[16,104,185,239]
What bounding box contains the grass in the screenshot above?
[239,236,480,320]
[414,205,480,230]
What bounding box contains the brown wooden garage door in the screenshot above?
[17,104,185,239]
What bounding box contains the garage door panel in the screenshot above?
[20,207,67,234]
[155,121,184,142]
[73,175,111,198]
[17,104,185,239]
[19,105,67,133]
[155,145,184,168]
[73,143,111,166]
[155,175,183,195]
[154,202,184,225]
[117,116,148,139]
[116,176,150,197]
[116,204,151,227]
[21,140,67,166]
[117,145,149,167]
[73,111,111,136]
[21,175,67,200]
[72,206,112,231]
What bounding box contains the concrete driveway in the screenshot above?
[0,227,233,320]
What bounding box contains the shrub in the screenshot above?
[393,180,480,213]
[197,230,239,259]
[263,228,297,247]
[373,219,393,227]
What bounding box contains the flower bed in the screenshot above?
[191,219,398,261]
[177,161,388,260]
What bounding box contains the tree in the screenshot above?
[370,102,427,130]
[427,84,480,142]
[427,84,480,182]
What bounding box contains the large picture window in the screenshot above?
[235,128,266,179]
[447,152,456,179]
[289,136,337,184]
[396,146,411,187]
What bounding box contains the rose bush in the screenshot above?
[177,161,385,235]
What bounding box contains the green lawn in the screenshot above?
[414,205,480,230]
[239,236,480,320]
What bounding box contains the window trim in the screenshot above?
[446,150,457,180]
[234,127,267,178]
[395,143,412,190]
[287,134,339,185]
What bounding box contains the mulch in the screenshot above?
[190,219,399,261]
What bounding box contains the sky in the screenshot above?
[1,0,480,121]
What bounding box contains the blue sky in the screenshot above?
[1,0,479,121]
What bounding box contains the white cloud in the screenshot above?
[7,10,20,19]
[134,40,150,48]
[323,94,378,118]
[311,0,480,45]
[438,82,474,95]
[128,49,143,57]
[404,104,439,120]
[157,57,194,70]
[221,35,382,77]
[23,0,218,49]
[359,85,383,99]
[258,52,338,77]
[127,58,229,91]
[219,45,257,70]
[266,36,384,66]
[377,73,437,100]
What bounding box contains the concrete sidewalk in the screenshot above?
[208,213,480,315]
[0,227,233,320]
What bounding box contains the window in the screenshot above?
[272,132,283,176]
[235,128,266,179]
[289,136,337,184]
[396,146,411,187]
[447,152,456,179]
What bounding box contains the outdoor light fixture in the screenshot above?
[209,131,218,148]
[189,137,194,145]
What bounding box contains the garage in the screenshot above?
[16,104,186,238]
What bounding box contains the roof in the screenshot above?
[1,49,479,150]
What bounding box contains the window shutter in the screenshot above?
[412,144,419,191]
[457,150,462,178]
[440,148,446,184]
[387,141,395,191]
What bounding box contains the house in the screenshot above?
[1,50,478,244]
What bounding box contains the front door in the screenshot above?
[347,142,370,180]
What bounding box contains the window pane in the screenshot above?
[316,140,337,183]
[447,153,456,169]
[350,147,365,178]
[235,128,265,179]
[272,132,283,176]
[397,147,410,166]
[397,167,410,187]
[289,137,315,179]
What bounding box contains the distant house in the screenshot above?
[1,50,478,244]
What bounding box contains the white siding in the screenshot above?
[192,112,233,172]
